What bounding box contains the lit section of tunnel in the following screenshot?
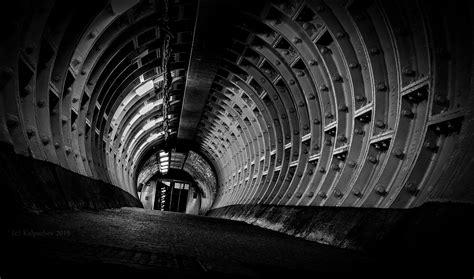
[0,0,473,216]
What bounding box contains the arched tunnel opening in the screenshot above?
[1,0,474,277]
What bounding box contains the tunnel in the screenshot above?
[1,0,474,277]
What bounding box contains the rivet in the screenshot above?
[22,85,33,97]
[273,95,278,100]
[313,144,320,151]
[81,69,87,75]
[334,189,343,198]
[54,142,60,149]
[352,189,362,197]
[25,45,35,55]
[405,182,418,194]
[376,82,387,91]
[302,22,310,30]
[293,130,299,135]
[61,116,68,123]
[369,47,380,55]
[337,134,347,142]
[338,104,348,112]
[303,124,309,130]
[315,5,325,12]
[26,128,35,138]
[402,66,415,77]
[332,164,340,171]
[6,115,18,127]
[297,71,304,77]
[332,75,342,82]
[275,60,281,65]
[309,59,317,66]
[289,108,296,113]
[336,32,345,39]
[41,136,50,145]
[88,30,98,39]
[375,120,385,128]
[272,19,281,25]
[325,112,333,119]
[298,101,305,107]
[402,109,414,118]
[354,127,364,135]
[375,186,386,195]
[368,156,377,164]
[72,97,79,103]
[292,37,301,44]
[0,66,13,89]
[289,79,295,85]
[320,46,330,54]
[308,94,315,100]
[325,139,332,146]
[313,119,320,125]
[319,167,326,173]
[319,85,328,91]
[349,63,359,69]
[355,95,366,102]
[347,160,356,168]
[424,141,438,152]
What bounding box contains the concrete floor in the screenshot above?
[2,208,382,278]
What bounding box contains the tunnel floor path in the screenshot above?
[3,208,381,278]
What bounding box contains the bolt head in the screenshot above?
[375,186,386,195]
[369,47,380,55]
[355,95,366,102]
[349,63,359,69]
[376,82,387,91]
[352,189,362,196]
[375,120,385,128]
[368,156,377,164]
[338,104,348,112]
[354,128,364,135]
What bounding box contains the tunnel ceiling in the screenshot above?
[0,0,473,211]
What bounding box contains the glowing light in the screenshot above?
[142,120,156,131]
[135,80,154,96]
[139,102,155,115]
[146,133,160,143]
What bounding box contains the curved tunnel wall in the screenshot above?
[0,0,473,216]
[193,0,474,209]
[0,0,196,202]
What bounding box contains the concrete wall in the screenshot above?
[0,143,142,215]
[207,202,474,271]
